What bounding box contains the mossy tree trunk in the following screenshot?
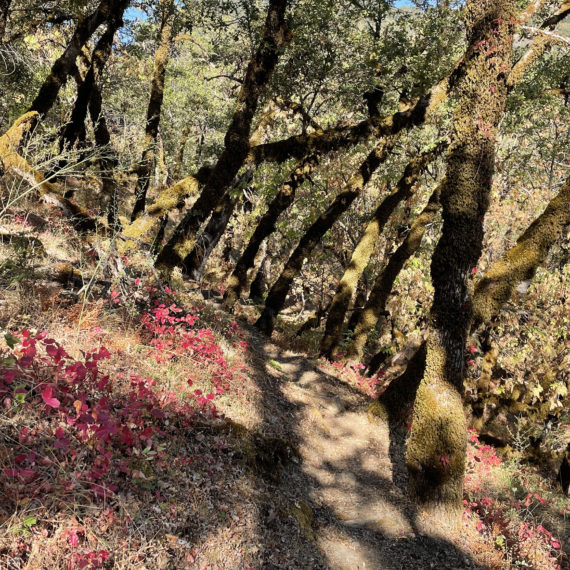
[248,95,430,167]
[131,0,176,221]
[155,0,291,272]
[371,166,569,439]
[508,1,570,88]
[156,92,431,225]
[255,134,401,336]
[69,48,121,228]
[405,0,516,523]
[184,167,254,280]
[0,0,11,41]
[345,183,442,361]
[320,143,446,359]
[59,12,125,154]
[27,0,129,121]
[118,165,212,253]
[182,104,276,278]
[249,241,271,302]
[472,172,570,327]
[224,155,319,309]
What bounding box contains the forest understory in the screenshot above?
[0,0,569,568]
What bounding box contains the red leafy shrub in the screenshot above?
[463,430,566,569]
[0,301,247,508]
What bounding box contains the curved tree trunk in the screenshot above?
[405,0,515,523]
[345,183,443,361]
[183,167,254,280]
[255,134,401,336]
[27,0,129,121]
[224,155,319,309]
[319,142,446,359]
[131,0,176,220]
[118,165,212,253]
[472,172,570,326]
[181,103,276,278]
[371,162,569,444]
[155,0,291,271]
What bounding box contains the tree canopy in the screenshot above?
[0,0,569,566]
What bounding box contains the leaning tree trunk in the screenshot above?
[67,46,122,227]
[345,182,443,361]
[155,0,291,271]
[472,172,570,325]
[319,142,446,359]
[183,167,254,280]
[371,168,570,432]
[0,0,11,41]
[131,0,176,221]
[255,134,401,336]
[56,9,126,193]
[59,13,125,154]
[27,0,129,121]
[224,155,319,309]
[181,103,276,277]
[405,0,515,524]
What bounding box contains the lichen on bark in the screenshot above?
[472,173,570,326]
[155,0,291,272]
[405,0,517,522]
[346,182,442,361]
[320,143,446,360]
[255,134,401,336]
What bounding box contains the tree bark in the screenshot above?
[183,167,254,280]
[155,0,291,271]
[405,0,516,523]
[27,0,130,120]
[181,103,276,278]
[248,96,430,166]
[152,90,431,238]
[255,134,401,336]
[223,155,319,309]
[131,0,176,220]
[472,172,570,326]
[69,47,121,228]
[249,241,271,302]
[345,183,443,361]
[0,0,11,41]
[320,142,446,360]
[118,165,212,253]
[59,12,124,154]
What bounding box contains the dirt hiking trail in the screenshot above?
[245,329,482,569]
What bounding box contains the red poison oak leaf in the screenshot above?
[41,386,60,408]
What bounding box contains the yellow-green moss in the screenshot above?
[289,501,315,540]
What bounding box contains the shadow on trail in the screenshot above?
[0,303,479,569]
[240,323,481,569]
